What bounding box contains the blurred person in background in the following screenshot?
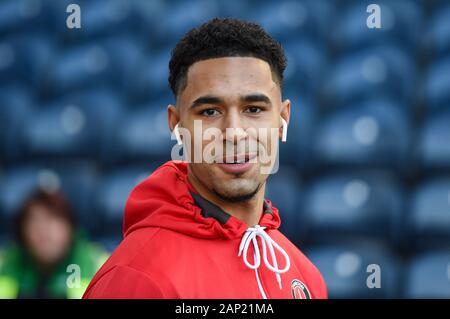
[0,188,108,299]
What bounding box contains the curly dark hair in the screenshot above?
[168,17,287,97]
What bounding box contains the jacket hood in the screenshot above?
[123,160,281,240]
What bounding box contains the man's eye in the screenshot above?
[201,108,220,117]
[245,106,263,113]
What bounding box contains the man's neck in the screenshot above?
[187,169,266,227]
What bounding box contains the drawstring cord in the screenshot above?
[238,225,291,299]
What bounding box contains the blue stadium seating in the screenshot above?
[109,105,173,163]
[314,99,411,169]
[0,0,44,34]
[0,0,449,298]
[283,39,326,97]
[0,85,34,161]
[322,46,416,107]
[95,165,157,235]
[53,0,137,43]
[148,0,219,48]
[46,44,114,95]
[45,36,143,96]
[306,243,400,298]
[405,251,450,298]
[0,166,39,227]
[279,94,317,169]
[24,105,92,158]
[129,0,170,47]
[331,0,422,53]
[424,57,450,112]
[126,50,173,102]
[303,171,403,244]
[102,36,144,91]
[426,4,450,58]
[0,33,55,88]
[249,0,332,42]
[417,110,450,169]
[408,178,450,249]
[0,161,99,234]
[214,0,256,20]
[23,90,123,160]
[265,166,305,245]
[0,234,6,249]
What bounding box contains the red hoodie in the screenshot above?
[83,160,327,299]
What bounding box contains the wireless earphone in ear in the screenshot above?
[173,123,183,145]
[281,117,288,142]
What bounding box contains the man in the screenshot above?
[83,18,327,299]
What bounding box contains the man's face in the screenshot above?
[171,57,290,202]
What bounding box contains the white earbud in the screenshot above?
[281,117,288,142]
[173,123,183,145]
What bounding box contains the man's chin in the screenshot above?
[212,183,261,204]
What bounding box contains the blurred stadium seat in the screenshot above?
[129,0,170,47]
[322,46,416,107]
[279,95,316,169]
[45,36,143,95]
[95,165,156,235]
[148,0,219,48]
[331,0,422,53]
[46,44,114,95]
[23,89,123,160]
[424,57,450,112]
[250,0,332,43]
[0,85,34,162]
[314,99,411,170]
[405,251,450,298]
[425,3,450,59]
[407,178,450,249]
[0,161,99,234]
[303,171,404,244]
[283,39,326,97]
[108,105,173,163]
[306,243,400,298]
[126,50,172,102]
[265,166,305,245]
[0,33,55,89]
[417,110,450,169]
[55,0,136,42]
[0,0,44,36]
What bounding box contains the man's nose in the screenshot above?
[222,112,248,144]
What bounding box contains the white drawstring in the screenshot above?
[238,225,291,299]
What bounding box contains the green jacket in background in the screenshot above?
[0,231,109,299]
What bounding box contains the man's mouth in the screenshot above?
[219,152,258,164]
[213,152,258,174]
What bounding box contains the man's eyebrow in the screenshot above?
[240,93,271,104]
[191,95,224,108]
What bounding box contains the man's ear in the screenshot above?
[167,104,179,132]
[280,99,291,139]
